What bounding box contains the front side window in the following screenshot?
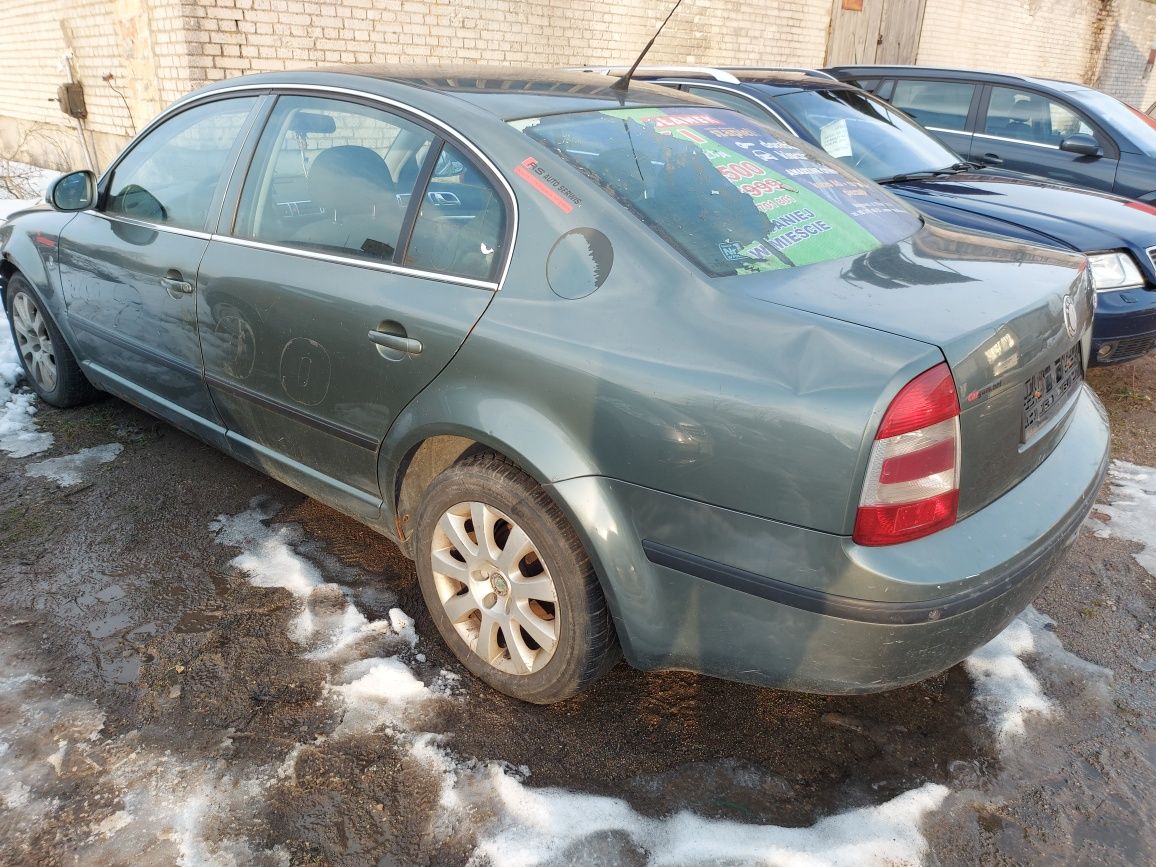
[514,106,918,277]
[890,80,975,131]
[401,144,507,282]
[106,97,257,231]
[983,87,1095,145]
[234,95,435,264]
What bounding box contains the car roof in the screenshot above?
[191,66,713,121]
[823,64,1096,96]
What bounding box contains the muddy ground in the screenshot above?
[0,358,1153,866]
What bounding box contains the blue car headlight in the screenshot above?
[1087,251,1145,291]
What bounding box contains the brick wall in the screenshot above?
[1097,0,1156,109]
[2,0,1155,175]
[177,0,830,82]
[916,0,1101,81]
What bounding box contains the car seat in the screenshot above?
[292,145,404,259]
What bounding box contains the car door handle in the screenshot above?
[368,329,422,355]
[980,152,1004,166]
[160,270,194,297]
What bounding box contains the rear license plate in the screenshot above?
[1022,346,1082,441]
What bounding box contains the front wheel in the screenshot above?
[413,452,620,703]
[4,273,97,408]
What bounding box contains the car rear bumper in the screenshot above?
[550,385,1109,694]
[1091,287,1156,364]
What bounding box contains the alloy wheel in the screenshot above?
[10,291,57,392]
[430,501,559,675]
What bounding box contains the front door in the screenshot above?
[972,85,1120,191]
[197,94,509,520]
[825,0,928,65]
[58,96,261,444]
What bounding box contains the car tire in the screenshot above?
[4,273,98,408]
[413,451,620,703]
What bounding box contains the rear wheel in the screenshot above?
[413,452,620,703]
[4,273,97,408]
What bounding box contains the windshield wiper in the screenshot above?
[874,163,972,185]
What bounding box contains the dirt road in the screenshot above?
[0,357,1153,865]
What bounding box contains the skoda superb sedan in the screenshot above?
[1,68,1108,703]
[624,68,1156,365]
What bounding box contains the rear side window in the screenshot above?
[890,80,975,131]
[401,143,507,282]
[234,95,435,264]
[514,106,918,277]
[983,86,1095,145]
[106,97,257,231]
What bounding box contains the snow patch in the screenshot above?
[0,158,59,207]
[332,656,434,734]
[211,498,322,599]
[468,767,949,867]
[965,605,1113,748]
[0,323,53,457]
[25,442,123,486]
[965,612,1053,744]
[212,499,957,865]
[1092,460,1156,577]
[0,652,287,865]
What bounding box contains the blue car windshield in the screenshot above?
[1076,90,1156,157]
[512,106,920,277]
[773,88,962,181]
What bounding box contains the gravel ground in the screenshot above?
[0,357,1152,865]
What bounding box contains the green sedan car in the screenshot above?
[1,68,1109,703]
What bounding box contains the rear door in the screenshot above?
[196,94,510,519]
[972,85,1119,190]
[58,96,261,445]
[886,78,978,157]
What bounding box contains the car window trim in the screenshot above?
[95,93,269,234]
[976,83,1120,159]
[85,210,214,241]
[394,138,444,268]
[162,82,519,291]
[208,234,500,290]
[972,130,1064,150]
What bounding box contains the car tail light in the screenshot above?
[854,363,960,546]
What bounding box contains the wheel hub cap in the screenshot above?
[10,291,57,392]
[430,501,559,676]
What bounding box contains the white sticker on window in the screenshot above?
[820,119,852,159]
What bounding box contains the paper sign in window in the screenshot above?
[820,119,852,159]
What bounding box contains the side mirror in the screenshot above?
[46,170,96,211]
[1059,134,1103,158]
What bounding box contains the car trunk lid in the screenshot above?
[735,223,1094,520]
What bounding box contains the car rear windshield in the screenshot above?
[512,106,920,277]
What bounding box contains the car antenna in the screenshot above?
[611,0,686,92]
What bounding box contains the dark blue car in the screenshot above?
[824,65,1156,204]
[614,68,1156,365]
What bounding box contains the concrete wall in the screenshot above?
[1,0,1155,174]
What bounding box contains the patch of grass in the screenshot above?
[0,503,48,550]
